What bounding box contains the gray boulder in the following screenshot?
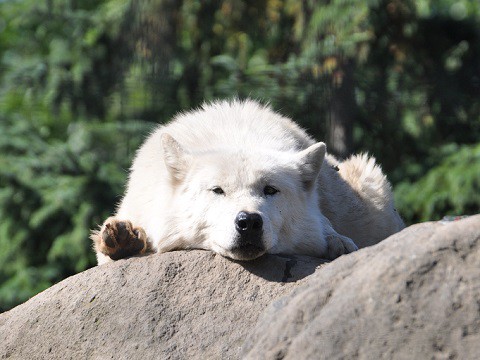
[1,215,479,360]
[242,215,480,359]
[0,250,324,359]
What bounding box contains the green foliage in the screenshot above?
[0,114,152,311]
[0,0,479,311]
[396,143,480,223]
[0,0,131,122]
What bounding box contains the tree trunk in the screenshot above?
[328,60,355,159]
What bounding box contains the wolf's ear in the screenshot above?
[296,142,326,190]
[161,133,190,182]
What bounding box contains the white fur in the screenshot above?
[95,99,404,264]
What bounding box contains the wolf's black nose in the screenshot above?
[235,211,263,235]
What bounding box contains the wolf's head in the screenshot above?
[160,133,328,260]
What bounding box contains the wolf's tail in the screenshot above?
[339,154,405,230]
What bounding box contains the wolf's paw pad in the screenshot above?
[99,219,149,260]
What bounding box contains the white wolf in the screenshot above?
[91,99,404,265]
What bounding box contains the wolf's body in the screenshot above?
[92,100,404,265]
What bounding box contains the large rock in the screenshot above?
[0,250,324,359]
[1,215,479,360]
[242,215,480,359]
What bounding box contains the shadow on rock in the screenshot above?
[231,253,327,283]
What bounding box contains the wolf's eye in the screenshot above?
[263,185,279,196]
[211,186,225,195]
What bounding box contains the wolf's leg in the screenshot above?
[313,212,358,260]
[91,217,154,263]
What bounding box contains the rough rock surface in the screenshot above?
[0,250,325,359]
[242,215,480,359]
[1,215,479,360]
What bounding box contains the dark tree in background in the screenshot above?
[0,0,479,311]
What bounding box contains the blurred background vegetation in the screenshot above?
[0,0,479,311]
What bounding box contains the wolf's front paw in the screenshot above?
[91,217,153,260]
[325,233,358,260]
